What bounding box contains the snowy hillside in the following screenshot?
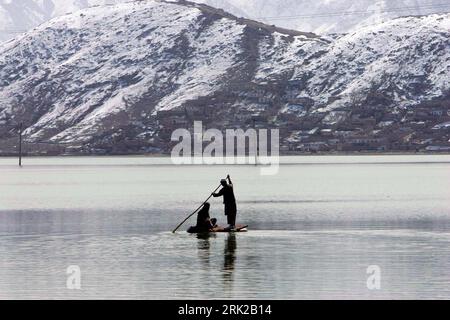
[295,14,450,111]
[0,0,449,154]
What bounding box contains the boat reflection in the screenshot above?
[223,233,237,282]
[196,233,216,241]
[195,232,238,286]
[196,233,216,269]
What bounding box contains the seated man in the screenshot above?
[195,202,217,232]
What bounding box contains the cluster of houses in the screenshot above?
[282,105,450,153]
[0,139,66,156]
[153,81,450,154]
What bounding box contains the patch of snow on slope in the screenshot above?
[155,17,245,112]
[255,32,327,80]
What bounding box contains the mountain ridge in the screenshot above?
[2,0,450,43]
[197,0,450,34]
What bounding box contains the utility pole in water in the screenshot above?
[18,122,23,167]
[253,118,258,166]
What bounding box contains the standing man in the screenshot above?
[213,175,237,230]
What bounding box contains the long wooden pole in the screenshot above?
[172,184,222,233]
[18,122,23,167]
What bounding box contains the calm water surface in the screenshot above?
[0,155,450,299]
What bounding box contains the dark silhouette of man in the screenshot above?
[196,202,217,232]
[213,175,237,229]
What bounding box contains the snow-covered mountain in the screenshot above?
[0,0,324,150]
[0,0,449,154]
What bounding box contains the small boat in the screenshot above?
[187,224,248,234]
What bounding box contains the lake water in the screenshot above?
[1,155,450,300]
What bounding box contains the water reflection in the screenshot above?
[2,156,450,299]
[196,233,215,270]
[194,233,238,285]
[223,234,237,283]
[196,233,216,241]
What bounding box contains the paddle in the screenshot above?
[172,183,223,233]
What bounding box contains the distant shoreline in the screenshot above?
[1,151,450,158]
